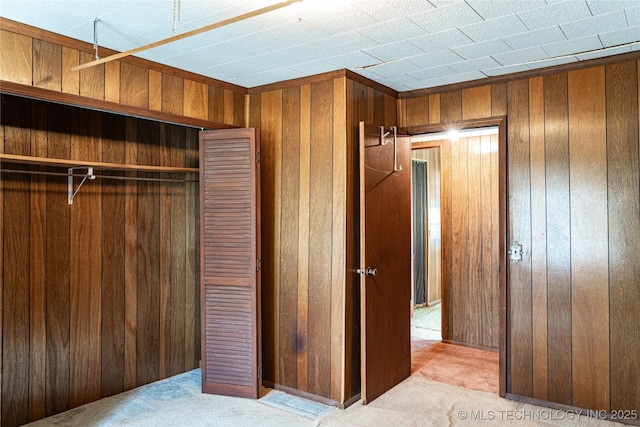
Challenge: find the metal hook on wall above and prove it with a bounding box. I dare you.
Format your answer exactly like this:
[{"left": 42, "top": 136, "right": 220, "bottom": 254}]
[{"left": 380, "top": 126, "right": 402, "bottom": 172}]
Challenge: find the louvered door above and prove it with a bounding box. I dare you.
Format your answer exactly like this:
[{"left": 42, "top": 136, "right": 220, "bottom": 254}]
[{"left": 199, "top": 128, "right": 261, "bottom": 399}]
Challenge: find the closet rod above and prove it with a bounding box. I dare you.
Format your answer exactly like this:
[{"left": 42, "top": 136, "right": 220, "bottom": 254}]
[{"left": 0, "top": 168, "right": 198, "bottom": 183}]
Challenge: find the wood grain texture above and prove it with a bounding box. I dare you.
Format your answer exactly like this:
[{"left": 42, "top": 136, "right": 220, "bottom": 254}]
[
  {"left": 462, "top": 86, "right": 491, "bottom": 120},
  {"left": 45, "top": 103, "right": 72, "bottom": 417},
  {"left": 69, "top": 108, "right": 103, "bottom": 407},
  {"left": 29, "top": 101, "right": 47, "bottom": 422},
  {"left": 544, "top": 72, "right": 572, "bottom": 406},
  {"left": 149, "top": 70, "right": 161, "bottom": 111},
  {"left": 184, "top": 80, "right": 208, "bottom": 120},
  {"left": 104, "top": 61, "right": 120, "bottom": 103},
  {"left": 0, "top": 29, "right": 32, "bottom": 85},
  {"left": 607, "top": 60, "right": 640, "bottom": 412},
  {"left": 429, "top": 94, "right": 440, "bottom": 124},
  {"left": 234, "top": 91, "right": 245, "bottom": 127},
  {"left": 209, "top": 86, "right": 225, "bottom": 124},
  {"left": 61, "top": 47, "right": 80, "bottom": 95},
  {"left": 308, "top": 80, "right": 333, "bottom": 398},
  {"left": 331, "top": 77, "right": 346, "bottom": 402},
  {"left": 568, "top": 66, "right": 609, "bottom": 410},
  {"left": 406, "top": 97, "right": 428, "bottom": 127},
  {"left": 159, "top": 124, "right": 171, "bottom": 379},
  {"left": 0, "top": 91, "right": 4, "bottom": 426},
  {"left": 440, "top": 91, "right": 462, "bottom": 122},
  {"left": 2, "top": 96, "right": 31, "bottom": 427},
  {"left": 280, "top": 86, "right": 300, "bottom": 390},
  {"left": 528, "top": 76, "right": 548, "bottom": 401},
  {"left": 479, "top": 135, "right": 494, "bottom": 347},
  {"left": 507, "top": 79, "right": 533, "bottom": 397},
  {"left": 439, "top": 140, "right": 452, "bottom": 341},
  {"left": 185, "top": 127, "right": 200, "bottom": 371},
  {"left": 79, "top": 51, "right": 104, "bottom": 100},
  {"left": 450, "top": 135, "right": 469, "bottom": 343},
  {"left": 467, "top": 136, "right": 482, "bottom": 346},
  {"left": 33, "top": 39, "right": 62, "bottom": 91},
  {"left": 297, "top": 84, "right": 311, "bottom": 393},
  {"left": 491, "top": 83, "right": 508, "bottom": 117},
  {"left": 101, "top": 114, "right": 126, "bottom": 398},
  {"left": 260, "top": 89, "right": 283, "bottom": 386},
  {"left": 120, "top": 62, "right": 149, "bottom": 109}
]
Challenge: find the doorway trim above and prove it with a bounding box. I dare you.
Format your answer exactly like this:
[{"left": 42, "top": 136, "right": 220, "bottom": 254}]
[{"left": 401, "top": 116, "right": 507, "bottom": 398}]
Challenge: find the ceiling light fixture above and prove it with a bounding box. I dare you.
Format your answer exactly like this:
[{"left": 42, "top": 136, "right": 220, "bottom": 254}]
[{"left": 71, "top": 0, "right": 303, "bottom": 72}]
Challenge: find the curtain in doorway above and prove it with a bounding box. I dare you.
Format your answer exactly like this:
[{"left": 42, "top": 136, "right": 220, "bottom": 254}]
[{"left": 412, "top": 160, "right": 427, "bottom": 306}]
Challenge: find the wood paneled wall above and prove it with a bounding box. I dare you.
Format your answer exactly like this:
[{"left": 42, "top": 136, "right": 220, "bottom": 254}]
[
  {"left": 399, "top": 59, "right": 640, "bottom": 413},
  {"left": 0, "top": 95, "right": 200, "bottom": 427},
  {"left": 248, "top": 75, "right": 396, "bottom": 405},
  {"left": 0, "top": 18, "right": 246, "bottom": 128}
]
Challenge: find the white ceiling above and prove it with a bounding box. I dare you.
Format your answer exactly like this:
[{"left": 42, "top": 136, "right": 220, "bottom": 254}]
[{"left": 1, "top": 0, "right": 640, "bottom": 91}]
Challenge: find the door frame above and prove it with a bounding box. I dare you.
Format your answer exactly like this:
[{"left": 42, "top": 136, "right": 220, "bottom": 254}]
[{"left": 401, "top": 116, "right": 507, "bottom": 397}]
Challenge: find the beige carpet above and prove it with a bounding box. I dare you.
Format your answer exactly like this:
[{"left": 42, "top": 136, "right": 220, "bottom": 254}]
[{"left": 24, "top": 368, "right": 626, "bottom": 427}]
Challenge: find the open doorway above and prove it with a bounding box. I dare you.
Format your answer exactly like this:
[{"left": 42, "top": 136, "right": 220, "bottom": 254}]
[{"left": 408, "top": 126, "right": 501, "bottom": 394}]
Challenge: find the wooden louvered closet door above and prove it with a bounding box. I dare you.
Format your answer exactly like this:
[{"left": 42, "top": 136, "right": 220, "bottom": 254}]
[{"left": 199, "top": 128, "right": 261, "bottom": 399}]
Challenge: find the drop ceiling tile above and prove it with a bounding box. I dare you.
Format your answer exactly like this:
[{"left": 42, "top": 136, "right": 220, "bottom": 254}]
[
  {"left": 325, "top": 51, "right": 381, "bottom": 69},
  {"left": 599, "top": 25, "right": 640, "bottom": 47},
  {"left": 290, "top": 60, "right": 339, "bottom": 75},
  {"left": 481, "top": 63, "right": 530, "bottom": 76},
  {"left": 357, "top": 17, "right": 427, "bottom": 45},
  {"left": 587, "top": 0, "right": 639, "bottom": 15},
  {"left": 301, "top": 6, "right": 379, "bottom": 35},
  {"left": 632, "top": 41, "right": 640, "bottom": 50},
  {"left": 517, "top": 1, "right": 592, "bottom": 30},
  {"left": 408, "top": 29, "right": 473, "bottom": 51},
  {"left": 440, "top": 70, "right": 487, "bottom": 85},
  {"left": 275, "top": 42, "right": 336, "bottom": 63},
  {"left": 407, "top": 49, "right": 464, "bottom": 69},
  {"left": 466, "top": 0, "right": 547, "bottom": 19},
  {"left": 502, "top": 26, "right": 566, "bottom": 50},
  {"left": 212, "top": 33, "right": 289, "bottom": 57},
  {"left": 452, "top": 38, "right": 513, "bottom": 60},
  {"left": 459, "top": 14, "right": 529, "bottom": 43},
  {"left": 542, "top": 35, "right": 602, "bottom": 57},
  {"left": 625, "top": 5, "right": 640, "bottom": 26},
  {"left": 235, "top": 67, "right": 306, "bottom": 87},
  {"left": 364, "top": 59, "right": 421, "bottom": 78},
  {"left": 491, "top": 46, "right": 549, "bottom": 66},
  {"left": 259, "top": 20, "right": 330, "bottom": 45},
  {"left": 560, "top": 10, "right": 627, "bottom": 40},
  {"left": 408, "top": 1, "right": 483, "bottom": 33},
  {"left": 407, "top": 76, "right": 447, "bottom": 90},
  {"left": 577, "top": 44, "right": 632, "bottom": 60},
  {"left": 447, "top": 56, "right": 502, "bottom": 73},
  {"left": 312, "top": 31, "right": 380, "bottom": 55},
  {"left": 363, "top": 40, "right": 425, "bottom": 62},
  {"left": 407, "top": 65, "right": 455, "bottom": 81},
  {"left": 350, "top": 0, "right": 435, "bottom": 21}
]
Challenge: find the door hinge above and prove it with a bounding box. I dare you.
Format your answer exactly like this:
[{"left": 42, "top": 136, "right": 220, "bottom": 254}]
[
  {"left": 256, "top": 258, "right": 261, "bottom": 271},
  {"left": 256, "top": 151, "right": 261, "bottom": 163}
]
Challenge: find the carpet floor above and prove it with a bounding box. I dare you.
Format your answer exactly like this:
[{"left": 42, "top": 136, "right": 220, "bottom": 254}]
[{"left": 25, "top": 304, "right": 625, "bottom": 426}]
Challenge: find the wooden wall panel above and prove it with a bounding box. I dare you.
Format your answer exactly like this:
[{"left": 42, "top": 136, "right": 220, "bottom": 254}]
[
  {"left": 402, "top": 56, "right": 640, "bottom": 415},
  {"left": 544, "top": 72, "right": 572, "bottom": 406},
  {"left": 0, "top": 30, "right": 32, "bottom": 84},
  {"left": 308, "top": 80, "right": 333, "bottom": 398},
  {"left": 279, "top": 86, "right": 300, "bottom": 390},
  {"left": 528, "top": 76, "right": 548, "bottom": 401},
  {"left": 0, "top": 21, "right": 247, "bottom": 130},
  {"left": 70, "top": 109, "right": 103, "bottom": 407},
  {"left": 0, "top": 95, "right": 200, "bottom": 427},
  {"left": 33, "top": 39, "right": 61, "bottom": 91},
  {"left": 607, "top": 60, "right": 640, "bottom": 412},
  {"left": 253, "top": 75, "right": 395, "bottom": 405},
  {"left": 568, "top": 67, "right": 609, "bottom": 410}
]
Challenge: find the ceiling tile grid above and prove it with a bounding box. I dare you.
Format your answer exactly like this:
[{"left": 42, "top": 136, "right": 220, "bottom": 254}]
[{"left": 1, "top": 0, "right": 640, "bottom": 91}]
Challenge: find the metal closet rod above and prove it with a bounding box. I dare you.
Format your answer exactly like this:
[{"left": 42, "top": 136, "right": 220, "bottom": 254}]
[{"left": 0, "top": 168, "right": 198, "bottom": 183}]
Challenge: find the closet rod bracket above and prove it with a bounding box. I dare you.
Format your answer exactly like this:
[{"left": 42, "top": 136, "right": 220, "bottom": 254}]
[{"left": 68, "top": 166, "right": 96, "bottom": 205}]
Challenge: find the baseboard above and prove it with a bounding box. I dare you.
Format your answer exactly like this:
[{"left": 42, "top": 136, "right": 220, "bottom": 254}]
[{"left": 505, "top": 393, "right": 640, "bottom": 426}]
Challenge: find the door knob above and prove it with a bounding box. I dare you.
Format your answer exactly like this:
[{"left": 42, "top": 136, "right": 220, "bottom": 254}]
[{"left": 356, "top": 267, "right": 378, "bottom": 276}]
